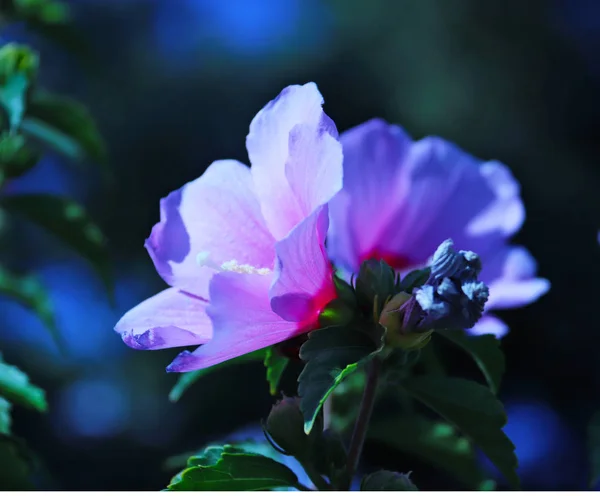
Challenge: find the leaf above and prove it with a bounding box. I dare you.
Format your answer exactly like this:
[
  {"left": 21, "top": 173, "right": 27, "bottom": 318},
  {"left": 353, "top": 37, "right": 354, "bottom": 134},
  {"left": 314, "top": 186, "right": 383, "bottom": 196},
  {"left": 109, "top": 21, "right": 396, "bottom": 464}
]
[
  {"left": 436, "top": 329, "right": 504, "bottom": 394},
  {"left": 0, "top": 44, "right": 38, "bottom": 132},
  {"left": 24, "top": 92, "right": 108, "bottom": 168},
  {"left": 354, "top": 259, "right": 396, "bottom": 315},
  {"left": 298, "top": 322, "right": 383, "bottom": 433},
  {"left": 0, "top": 266, "right": 63, "bottom": 350},
  {"left": 169, "top": 348, "right": 266, "bottom": 402},
  {"left": 360, "top": 470, "right": 418, "bottom": 491},
  {"left": 0, "top": 434, "right": 34, "bottom": 490},
  {"left": 588, "top": 411, "right": 600, "bottom": 487},
  {"left": 0, "top": 72, "right": 28, "bottom": 131},
  {"left": 264, "top": 348, "right": 288, "bottom": 396},
  {"left": 0, "top": 355, "right": 47, "bottom": 412},
  {"left": 1, "top": 194, "right": 112, "bottom": 294},
  {"left": 369, "top": 415, "right": 484, "bottom": 488},
  {"left": 167, "top": 445, "right": 300, "bottom": 491},
  {"left": 397, "top": 268, "right": 431, "bottom": 293},
  {"left": 0, "top": 133, "right": 40, "bottom": 179},
  {"left": 402, "top": 376, "right": 519, "bottom": 489},
  {"left": 0, "top": 397, "right": 12, "bottom": 434}
]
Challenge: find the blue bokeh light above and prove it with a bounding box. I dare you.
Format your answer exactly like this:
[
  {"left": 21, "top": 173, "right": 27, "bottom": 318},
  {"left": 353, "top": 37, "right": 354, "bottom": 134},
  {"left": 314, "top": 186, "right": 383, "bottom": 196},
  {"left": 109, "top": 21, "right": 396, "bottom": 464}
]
[{"left": 56, "top": 376, "right": 130, "bottom": 438}]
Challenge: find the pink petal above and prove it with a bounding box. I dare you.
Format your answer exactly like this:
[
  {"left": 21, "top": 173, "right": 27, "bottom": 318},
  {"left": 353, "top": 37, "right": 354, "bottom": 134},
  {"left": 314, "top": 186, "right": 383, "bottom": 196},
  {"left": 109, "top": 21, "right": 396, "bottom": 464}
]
[
  {"left": 246, "top": 83, "right": 343, "bottom": 239},
  {"left": 270, "top": 205, "right": 336, "bottom": 322},
  {"left": 468, "top": 314, "right": 509, "bottom": 338},
  {"left": 115, "top": 288, "right": 211, "bottom": 350},
  {"left": 145, "top": 159, "right": 276, "bottom": 298},
  {"left": 481, "top": 245, "right": 550, "bottom": 310},
  {"left": 167, "top": 272, "right": 300, "bottom": 372}
]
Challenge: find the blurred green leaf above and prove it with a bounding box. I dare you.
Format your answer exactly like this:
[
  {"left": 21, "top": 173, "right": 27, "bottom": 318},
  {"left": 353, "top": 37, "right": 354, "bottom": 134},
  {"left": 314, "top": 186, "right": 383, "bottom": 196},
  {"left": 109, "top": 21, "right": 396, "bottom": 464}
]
[
  {"left": 264, "top": 347, "right": 288, "bottom": 396},
  {"left": 0, "top": 434, "right": 34, "bottom": 490},
  {"left": 588, "top": 411, "right": 600, "bottom": 487},
  {"left": 3, "top": 0, "right": 88, "bottom": 58},
  {"left": 0, "top": 133, "right": 40, "bottom": 180},
  {"left": 167, "top": 445, "right": 300, "bottom": 491},
  {"left": 23, "top": 92, "right": 108, "bottom": 175},
  {"left": 0, "top": 397, "right": 12, "bottom": 434},
  {"left": 402, "top": 376, "right": 519, "bottom": 489},
  {"left": 360, "top": 470, "right": 418, "bottom": 491},
  {"left": 0, "top": 355, "right": 46, "bottom": 412},
  {"left": 299, "top": 322, "right": 383, "bottom": 434},
  {"left": 1, "top": 194, "right": 112, "bottom": 294},
  {"left": 436, "top": 329, "right": 504, "bottom": 394},
  {"left": 169, "top": 348, "right": 267, "bottom": 402},
  {"left": 369, "top": 415, "right": 484, "bottom": 488},
  {"left": 0, "top": 266, "right": 63, "bottom": 349},
  {"left": 0, "top": 44, "right": 38, "bottom": 132}
]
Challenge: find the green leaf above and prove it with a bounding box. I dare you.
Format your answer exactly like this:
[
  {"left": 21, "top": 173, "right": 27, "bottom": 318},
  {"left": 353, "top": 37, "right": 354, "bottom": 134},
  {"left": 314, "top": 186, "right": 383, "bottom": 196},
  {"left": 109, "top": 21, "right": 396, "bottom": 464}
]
[
  {"left": 397, "top": 268, "right": 430, "bottom": 293},
  {"left": 0, "top": 266, "right": 63, "bottom": 350},
  {"left": 298, "top": 322, "right": 383, "bottom": 433},
  {"left": 24, "top": 92, "right": 107, "bottom": 167},
  {"left": 1, "top": 194, "right": 112, "bottom": 294},
  {"left": 0, "top": 397, "right": 12, "bottom": 435},
  {"left": 264, "top": 348, "right": 288, "bottom": 396},
  {"left": 436, "top": 329, "right": 504, "bottom": 394},
  {"left": 169, "top": 348, "right": 266, "bottom": 402},
  {"left": 402, "top": 376, "right": 519, "bottom": 489},
  {"left": 0, "top": 73, "right": 28, "bottom": 132},
  {"left": 360, "top": 470, "right": 418, "bottom": 491},
  {"left": 167, "top": 445, "right": 300, "bottom": 491},
  {"left": 588, "top": 411, "right": 600, "bottom": 487},
  {"left": 0, "top": 133, "right": 40, "bottom": 179},
  {"left": 0, "top": 434, "right": 35, "bottom": 490},
  {"left": 354, "top": 259, "right": 396, "bottom": 315},
  {"left": 0, "top": 355, "right": 47, "bottom": 412},
  {"left": 369, "top": 415, "right": 484, "bottom": 489}
]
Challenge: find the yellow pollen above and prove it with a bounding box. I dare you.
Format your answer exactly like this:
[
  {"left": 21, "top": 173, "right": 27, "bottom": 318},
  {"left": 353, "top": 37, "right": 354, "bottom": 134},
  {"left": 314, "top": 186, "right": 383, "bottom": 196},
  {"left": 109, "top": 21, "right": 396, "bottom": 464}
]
[{"left": 220, "top": 259, "right": 271, "bottom": 275}]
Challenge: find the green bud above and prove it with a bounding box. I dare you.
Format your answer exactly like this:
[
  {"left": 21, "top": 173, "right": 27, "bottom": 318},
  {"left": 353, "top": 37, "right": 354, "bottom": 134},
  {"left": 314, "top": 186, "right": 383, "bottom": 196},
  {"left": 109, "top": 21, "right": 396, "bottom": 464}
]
[
  {"left": 265, "top": 396, "right": 322, "bottom": 459},
  {"left": 379, "top": 292, "right": 433, "bottom": 351},
  {"left": 361, "top": 470, "right": 418, "bottom": 491}
]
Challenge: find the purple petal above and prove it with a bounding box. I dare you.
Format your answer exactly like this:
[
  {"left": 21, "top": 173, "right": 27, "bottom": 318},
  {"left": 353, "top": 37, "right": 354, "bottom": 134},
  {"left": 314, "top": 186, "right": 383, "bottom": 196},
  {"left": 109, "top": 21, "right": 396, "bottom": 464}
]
[
  {"left": 270, "top": 205, "right": 336, "bottom": 322},
  {"left": 115, "top": 288, "right": 211, "bottom": 350},
  {"left": 480, "top": 246, "right": 550, "bottom": 310},
  {"left": 468, "top": 314, "right": 509, "bottom": 338},
  {"left": 328, "top": 121, "right": 526, "bottom": 272},
  {"left": 145, "top": 159, "right": 276, "bottom": 298},
  {"left": 167, "top": 272, "right": 300, "bottom": 372},
  {"left": 328, "top": 119, "right": 412, "bottom": 272},
  {"left": 246, "top": 82, "right": 343, "bottom": 239}
]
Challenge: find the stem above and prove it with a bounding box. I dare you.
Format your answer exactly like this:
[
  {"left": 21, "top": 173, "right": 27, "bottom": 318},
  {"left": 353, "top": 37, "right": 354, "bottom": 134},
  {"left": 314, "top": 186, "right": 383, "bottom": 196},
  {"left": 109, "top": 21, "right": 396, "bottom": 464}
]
[
  {"left": 300, "top": 461, "right": 331, "bottom": 491},
  {"left": 344, "top": 357, "right": 381, "bottom": 490}
]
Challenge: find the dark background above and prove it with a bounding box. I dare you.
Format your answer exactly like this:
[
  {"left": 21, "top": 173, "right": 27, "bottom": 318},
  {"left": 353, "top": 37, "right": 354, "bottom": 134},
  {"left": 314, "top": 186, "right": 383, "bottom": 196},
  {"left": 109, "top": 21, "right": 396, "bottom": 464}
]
[{"left": 1, "top": 0, "right": 600, "bottom": 490}]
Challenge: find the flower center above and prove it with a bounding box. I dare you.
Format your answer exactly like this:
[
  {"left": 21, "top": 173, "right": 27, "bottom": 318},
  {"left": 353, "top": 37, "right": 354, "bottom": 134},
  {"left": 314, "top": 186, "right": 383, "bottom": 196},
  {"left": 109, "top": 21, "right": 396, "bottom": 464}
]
[
  {"left": 196, "top": 251, "right": 272, "bottom": 275},
  {"left": 362, "top": 247, "right": 413, "bottom": 271}
]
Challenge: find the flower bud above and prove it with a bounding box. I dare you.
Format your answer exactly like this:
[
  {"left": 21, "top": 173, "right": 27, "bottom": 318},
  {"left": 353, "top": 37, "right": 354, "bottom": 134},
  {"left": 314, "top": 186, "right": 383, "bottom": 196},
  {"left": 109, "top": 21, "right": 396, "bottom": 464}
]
[{"left": 265, "top": 396, "right": 321, "bottom": 459}]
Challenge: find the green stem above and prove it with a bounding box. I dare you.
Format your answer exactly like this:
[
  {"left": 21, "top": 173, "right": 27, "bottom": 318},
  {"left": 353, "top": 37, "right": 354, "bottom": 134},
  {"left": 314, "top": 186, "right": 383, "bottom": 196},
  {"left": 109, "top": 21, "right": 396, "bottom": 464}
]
[{"left": 344, "top": 357, "right": 381, "bottom": 490}]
